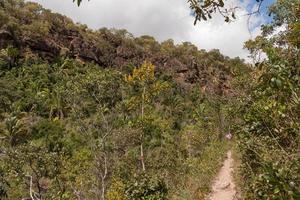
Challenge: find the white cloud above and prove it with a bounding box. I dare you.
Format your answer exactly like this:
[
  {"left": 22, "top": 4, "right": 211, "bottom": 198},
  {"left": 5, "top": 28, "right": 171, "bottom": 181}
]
[{"left": 26, "top": 0, "right": 265, "bottom": 60}]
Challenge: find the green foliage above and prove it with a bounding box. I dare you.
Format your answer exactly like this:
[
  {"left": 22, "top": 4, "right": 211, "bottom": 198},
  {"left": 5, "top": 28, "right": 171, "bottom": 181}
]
[
  {"left": 254, "top": 160, "right": 300, "bottom": 199},
  {"left": 0, "top": 168, "right": 8, "bottom": 199},
  {"left": 106, "top": 178, "right": 126, "bottom": 200},
  {"left": 31, "top": 119, "right": 66, "bottom": 152},
  {"left": 16, "top": 0, "right": 299, "bottom": 199},
  {"left": 237, "top": 0, "right": 300, "bottom": 199},
  {"left": 0, "top": 46, "right": 19, "bottom": 70},
  {"left": 0, "top": 1, "right": 250, "bottom": 199},
  {"left": 188, "top": 0, "right": 263, "bottom": 24},
  {"left": 125, "top": 173, "right": 168, "bottom": 200},
  {"left": 0, "top": 55, "right": 235, "bottom": 198},
  {"left": 172, "top": 141, "right": 230, "bottom": 200}
]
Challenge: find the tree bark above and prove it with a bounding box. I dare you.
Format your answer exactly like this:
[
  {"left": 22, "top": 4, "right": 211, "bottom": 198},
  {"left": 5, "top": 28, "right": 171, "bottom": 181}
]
[
  {"left": 101, "top": 154, "right": 108, "bottom": 200},
  {"left": 140, "top": 86, "right": 146, "bottom": 171},
  {"left": 140, "top": 143, "right": 145, "bottom": 171}
]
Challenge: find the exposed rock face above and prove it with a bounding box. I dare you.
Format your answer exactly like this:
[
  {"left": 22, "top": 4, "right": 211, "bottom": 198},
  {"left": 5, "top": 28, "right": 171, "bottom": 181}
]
[
  {"left": 0, "top": 0, "right": 245, "bottom": 94},
  {"left": 22, "top": 37, "right": 61, "bottom": 58},
  {"left": 0, "top": 29, "right": 15, "bottom": 47}
]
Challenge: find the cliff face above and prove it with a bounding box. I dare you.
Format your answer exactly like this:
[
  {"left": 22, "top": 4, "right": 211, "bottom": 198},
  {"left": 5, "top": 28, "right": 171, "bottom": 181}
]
[{"left": 0, "top": 0, "right": 247, "bottom": 94}]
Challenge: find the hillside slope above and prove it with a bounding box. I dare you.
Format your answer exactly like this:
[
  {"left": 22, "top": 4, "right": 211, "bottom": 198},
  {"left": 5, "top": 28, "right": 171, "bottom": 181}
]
[
  {"left": 0, "top": 0, "right": 249, "bottom": 94},
  {"left": 0, "top": 1, "right": 251, "bottom": 199}
]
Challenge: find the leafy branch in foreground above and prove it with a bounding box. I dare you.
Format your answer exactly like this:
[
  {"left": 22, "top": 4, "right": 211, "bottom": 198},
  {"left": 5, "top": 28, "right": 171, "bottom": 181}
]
[{"left": 74, "top": 0, "right": 265, "bottom": 24}]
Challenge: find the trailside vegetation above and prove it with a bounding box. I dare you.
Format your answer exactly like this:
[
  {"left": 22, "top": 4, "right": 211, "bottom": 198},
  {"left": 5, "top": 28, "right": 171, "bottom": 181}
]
[
  {"left": 1, "top": 0, "right": 299, "bottom": 199},
  {"left": 0, "top": 0, "right": 248, "bottom": 199},
  {"left": 236, "top": 0, "right": 300, "bottom": 199}
]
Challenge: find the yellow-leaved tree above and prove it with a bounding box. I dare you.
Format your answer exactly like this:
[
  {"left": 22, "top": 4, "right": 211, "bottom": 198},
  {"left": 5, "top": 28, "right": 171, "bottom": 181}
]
[{"left": 124, "top": 61, "right": 169, "bottom": 171}]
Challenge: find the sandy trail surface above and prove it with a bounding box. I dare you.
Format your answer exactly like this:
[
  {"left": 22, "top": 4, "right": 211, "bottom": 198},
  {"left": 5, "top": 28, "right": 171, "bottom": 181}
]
[{"left": 209, "top": 151, "right": 237, "bottom": 200}]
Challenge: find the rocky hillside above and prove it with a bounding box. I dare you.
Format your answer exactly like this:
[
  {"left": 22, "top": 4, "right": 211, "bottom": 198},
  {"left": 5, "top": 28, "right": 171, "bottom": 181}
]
[
  {"left": 0, "top": 0, "right": 248, "bottom": 95},
  {"left": 0, "top": 1, "right": 257, "bottom": 199}
]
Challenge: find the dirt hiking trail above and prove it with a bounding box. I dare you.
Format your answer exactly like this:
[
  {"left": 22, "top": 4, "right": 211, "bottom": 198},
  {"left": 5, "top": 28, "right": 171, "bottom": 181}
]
[{"left": 208, "top": 151, "right": 238, "bottom": 200}]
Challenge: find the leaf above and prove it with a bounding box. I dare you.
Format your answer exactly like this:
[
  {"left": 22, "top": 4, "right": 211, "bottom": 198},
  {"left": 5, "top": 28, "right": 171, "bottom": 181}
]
[
  {"left": 218, "top": 0, "right": 224, "bottom": 7},
  {"left": 232, "top": 12, "right": 236, "bottom": 19},
  {"left": 274, "top": 187, "right": 280, "bottom": 194},
  {"left": 271, "top": 77, "right": 276, "bottom": 82},
  {"left": 74, "top": 0, "right": 82, "bottom": 6},
  {"left": 275, "top": 79, "right": 282, "bottom": 87}
]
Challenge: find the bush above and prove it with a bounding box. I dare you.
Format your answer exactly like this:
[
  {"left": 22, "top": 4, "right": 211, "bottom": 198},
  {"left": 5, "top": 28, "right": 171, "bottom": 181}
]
[{"left": 125, "top": 173, "right": 168, "bottom": 200}]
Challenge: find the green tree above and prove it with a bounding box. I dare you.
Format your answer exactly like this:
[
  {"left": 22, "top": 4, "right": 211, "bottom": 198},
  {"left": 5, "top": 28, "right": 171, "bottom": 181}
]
[
  {"left": 237, "top": 0, "right": 300, "bottom": 198},
  {"left": 124, "top": 61, "right": 170, "bottom": 172}
]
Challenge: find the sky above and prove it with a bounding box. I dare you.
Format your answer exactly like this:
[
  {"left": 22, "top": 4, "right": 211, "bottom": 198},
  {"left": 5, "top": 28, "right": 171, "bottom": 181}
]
[{"left": 26, "top": 0, "right": 275, "bottom": 60}]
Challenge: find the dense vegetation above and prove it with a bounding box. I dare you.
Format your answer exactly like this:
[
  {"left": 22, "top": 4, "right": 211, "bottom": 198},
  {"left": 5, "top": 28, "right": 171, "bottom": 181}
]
[
  {"left": 0, "top": 0, "right": 299, "bottom": 199},
  {"left": 0, "top": 0, "right": 247, "bottom": 199},
  {"left": 236, "top": 0, "right": 300, "bottom": 199}
]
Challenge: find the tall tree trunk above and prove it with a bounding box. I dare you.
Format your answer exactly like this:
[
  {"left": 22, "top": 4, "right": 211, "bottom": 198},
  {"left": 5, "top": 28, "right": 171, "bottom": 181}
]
[
  {"left": 101, "top": 155, "right": 107, "bottom": 200},
  {"left": 140, "top": 143, "right": 145, "bottom": 171},
  {"left": 140, "top": 86, "right": 146, "bottom": 171}
]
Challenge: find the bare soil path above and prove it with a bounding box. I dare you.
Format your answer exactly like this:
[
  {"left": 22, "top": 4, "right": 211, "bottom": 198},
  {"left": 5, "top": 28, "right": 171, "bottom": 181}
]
[{"left": 208, "top": 151, "right": 237, "bottom": 200}]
